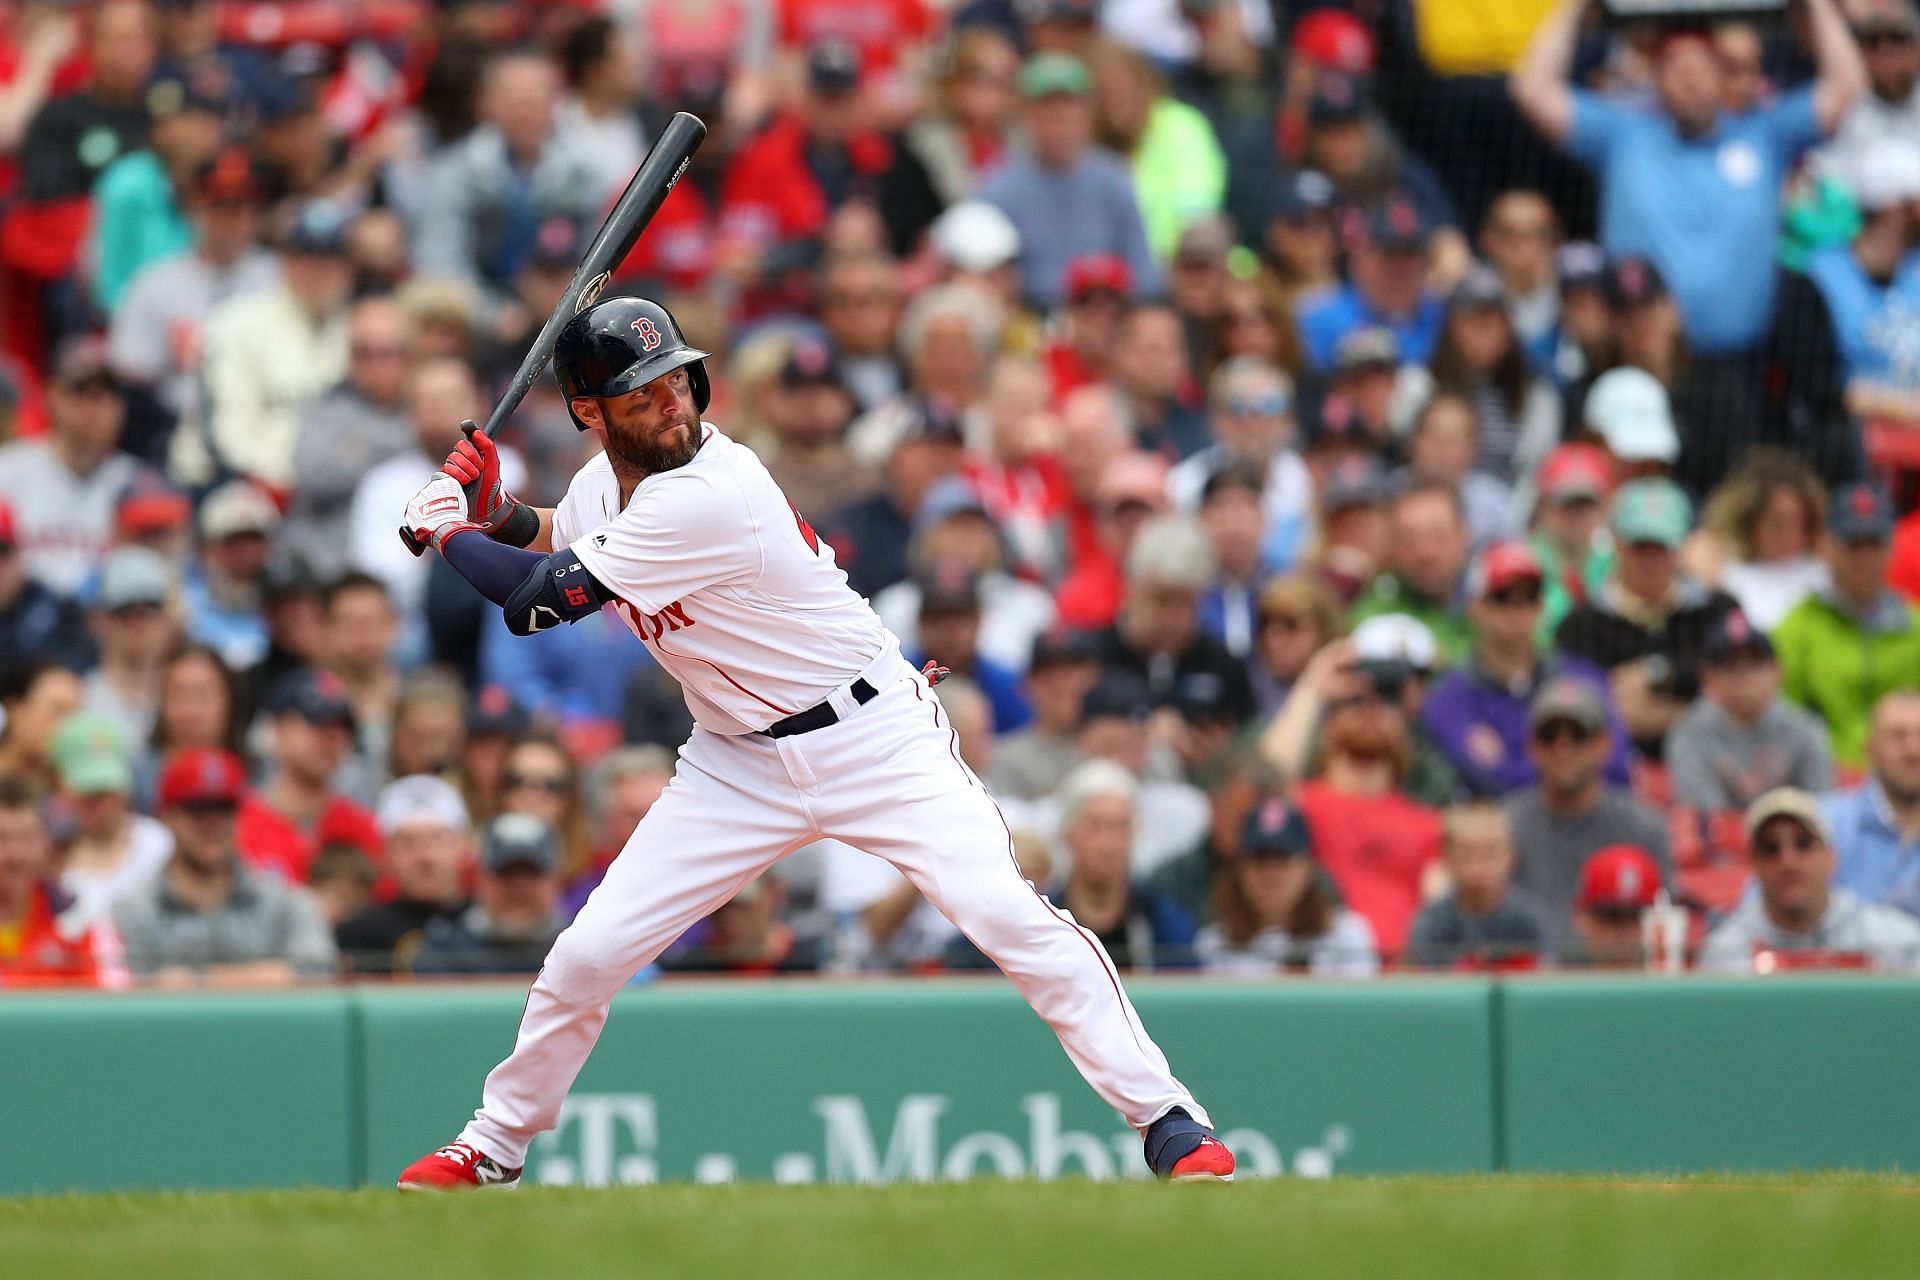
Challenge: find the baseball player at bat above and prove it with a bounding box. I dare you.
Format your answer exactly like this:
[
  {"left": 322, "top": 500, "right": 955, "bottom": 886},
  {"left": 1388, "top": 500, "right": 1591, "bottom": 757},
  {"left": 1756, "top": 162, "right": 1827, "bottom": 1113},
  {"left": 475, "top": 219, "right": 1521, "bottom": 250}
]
[{"left": 395, "top": 297, "right": 1232, "bottom": 1190}]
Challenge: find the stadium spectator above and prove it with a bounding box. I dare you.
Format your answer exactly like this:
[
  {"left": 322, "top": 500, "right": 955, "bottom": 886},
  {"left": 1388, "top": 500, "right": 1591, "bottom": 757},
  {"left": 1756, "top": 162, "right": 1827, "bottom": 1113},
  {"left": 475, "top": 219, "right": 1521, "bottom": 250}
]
[
  {"left": 1405, "top": 802, "right": 1548, "bottom": 970},
  {"left": 988, "top": 630, "right": 1098, "bottom": 802},
  {"left": 306, "top": 842, "right": 379, "bottom": 930},
  {"left": 755, "top": 337, "right": 870, "bottom": 528},
  {"left": 1579, "top": 364, "right": 1682, "bottom": 484},
  {"left": 1551, "top": 241, "right": 1612, "bottom": 390},
  {"left": 1823, "top": 689, "right": 1920, "bottom": 915},
  {"left": 1195, "top": 792, "right": 1379, "bottom": 975},
  {"left": 113, "top": 747, "right": 337, "bottom": 983},
  {"left": 1422, "top": 541, "right": 1629, "bottom": 798},
  {"left": 320, "top": 573, "right": 401, "bottom": 775},
  {"left": 904, "top": 563, "right": 1029, "bottom": 733},
  {"left": 1804, "top": 137, "right": 1920, "bottom": 423},
  {"left": 0, "top": 500, "right": 88, "bottom": 672},
  {"left": 145, "top": 646, "right": 242, "bottom": 797},
  {"left": 0, "top": 659, "right": 82, "bottom": 793},
  {"left": 979, "top": 52, "right": 1159, "bottom": 309},
  {"left": 1308, "top": 452, "right": 1395, "bottom": 599},
  {"left": 1095, "top": 514, "right": 1252, "bottom": 724},
  {"left": 1192, "top": 465, "right": 1266, "bottom": 659},
  {"left": 1042, "top": 254, "right": 1133, "bottom": 399},
  {"left": 1511, "top": 0, "right": 1864, "bottom": 355},
  {"left": 179, "top": 480, "right": 277, "bottom": 671},
  {"left": 816, "top": 250, "right": 906, "bottom": 413},
  {"left": 1396, "top": 390, "right": 1521, "bottom": 550},
  {"left": 15, "top": 0, "right": 154, "bottom": 202},
  {"left": 553, "top": 17, "right": 645, "bottom": 209},
  {"left": 1557, "top": 478, "right": 1736, "bottom": 756},
  {"left": 1107, "top": 301, "right": 1209, "bottom": 460},
  {"left": 1039, "top": 760, "right": 1197, "bottom": 970},
  {"left": 1084, "top": 38, "right": 1227, "bottom": 261},
  {"left": 1167, "top": 357, "right": 1312, "bottom": 574},
  {"left": 282, "top": 298, "right": 414, "bottom": 579},
  {"left": 50, "top": 710, "right": 171, "bottom": 925},
  {"left": 240, "top": 555, "right": 322, "bottom": 705},
  {"left": 1295, "top": 70, "right": 1462, "bottom": 264},
  {"left": 1246, "top": 575, "right": 1344, "bottom": 717},
  {"left": 1813, "top": 0, "right": 1920, "bottom": 185},
  {"left": 107, "top": 147, "right": 277, "bottom": 432},
  {"left": 905, "top": 27, "right": 1022, "bottom": 205},
  {"left": 1424, "top": 265, "right": 1563, "bottom": 480},
  {"left": 88, "top": 70, "right": 224, "bottom": 312},
  {"left": 1694, "top": 451, "right": 1832, "bottom": 631},
  {"left": 1070, "top": 669, "right": 1209, "bottom": 872},
  {"left": 0, "top": 775, "right": 126, "bottom": 987},
  {"left": 1315, "top": 328, "right": 1407, "bottom": 465},
  {"left": 1504, "top": 677, "right": 1671, "bottom": 948},
  {"left": 1700, "top": 787, "right": 1920, "bottom": 971},
  {"left": 172, "top": 200, "right": 353, "bottom": 494},
  {"left": 1776, "top": 483, "right": 1920, "bottom": 766},
  {"left": 236, "top": 670, "right": 379, "bottom": 884},
  {"left": 496, "top": 736, "right": 591, "bottom": 885},
  {"left": 662, "top": 872, "right": 822, "bottom": 975},
  {"left": 719, "top": 40, "right": 943, "bottom": 266},
  {"left": 1668, "top": 610, "right": 1833, "bottom": 815},
  {"left": 1296, "top": 194, "right": 1445, "bottom": 374},
  {"left": 827, "top": 405, "right": 966, "bottom": 601},
  {"left": 1563, "top": 843, "right": 1661, "bottom": 969},
  {"left": 0, "top": 339, "right": 137, "bottom": 597},
  {"left": 80, "top": 546, "right": 177, "bottom": 746},
  {"left": 386, "top": 671, "right": 468, "bottom": 785},
  {"left": 335, "top": 776, "right": 474, "bottom": 975},
  {"left": 562, "top": 745, "right": 675, "bottom": 918},
  {"left": 413, "top": 49, "right": 602, "bottom": 304},
  {"left": 1348, "top": 482, "right": 1474, "bottom": 664},
  {"left": 1255, "top": 169, "right": 1342, "bottom": 343},
  {"left": 847, "top": 283, "right": 1003, "bottom": 466},
  {"left": 1479, "top": 190, "right": 1563, "bottom": 365},
  {"left": 1165, "top": 217, "right": 1234, "bottom": 372},
  {"left": 873, "top": 478, "right": 1057, "bottom": 675}
]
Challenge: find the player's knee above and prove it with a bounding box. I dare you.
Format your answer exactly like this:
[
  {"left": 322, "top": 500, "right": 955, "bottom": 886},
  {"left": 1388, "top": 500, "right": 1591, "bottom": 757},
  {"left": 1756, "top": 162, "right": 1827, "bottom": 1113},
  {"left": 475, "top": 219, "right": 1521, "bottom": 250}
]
[
  {"left": 938, "top": 867, "right": 1052, "bottom": 953},
  {"left": 538, "top": 928, "right": 629, "bottom": 1001}
]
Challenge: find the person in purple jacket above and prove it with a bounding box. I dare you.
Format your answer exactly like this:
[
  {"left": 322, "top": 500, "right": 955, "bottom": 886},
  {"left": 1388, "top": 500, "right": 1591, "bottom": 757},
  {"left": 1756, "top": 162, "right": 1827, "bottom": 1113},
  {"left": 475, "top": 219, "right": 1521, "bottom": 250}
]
[{"left": 1421, "top": 540, "right": 1630, "bottom": 798}]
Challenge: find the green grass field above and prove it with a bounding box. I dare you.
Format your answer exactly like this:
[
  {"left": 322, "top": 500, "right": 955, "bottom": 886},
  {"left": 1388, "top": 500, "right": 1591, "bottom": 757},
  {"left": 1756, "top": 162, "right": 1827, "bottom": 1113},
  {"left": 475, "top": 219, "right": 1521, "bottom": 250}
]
[{"left": 8, "top": 1175, "right": 1918, "bottom": 1280}]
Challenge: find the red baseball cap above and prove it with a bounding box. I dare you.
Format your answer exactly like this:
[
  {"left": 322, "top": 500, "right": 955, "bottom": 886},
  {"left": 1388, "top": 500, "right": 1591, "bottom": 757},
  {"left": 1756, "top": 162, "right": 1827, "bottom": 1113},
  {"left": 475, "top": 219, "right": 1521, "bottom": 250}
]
[
  {"left": 1536, "top": 444, "right": 1613, "bottom": 504},
  {"left": 1062, "top": 253, "right": 1133, "bottom": 303},
  {"left": 1578, "top": 845, "right": 1661, "bottom": 912},
  {"left": 1290, "top": 9, "right": 1376, "bottom": 74},
  {"left": 116, "top": 475, "right": 193, "bottom": 537},
  {"left": 1467, "top": 540, "right": 1544, "bottom": 600},
  {"left": 158, "top": 747, "right": 246, "bottom": 809}
]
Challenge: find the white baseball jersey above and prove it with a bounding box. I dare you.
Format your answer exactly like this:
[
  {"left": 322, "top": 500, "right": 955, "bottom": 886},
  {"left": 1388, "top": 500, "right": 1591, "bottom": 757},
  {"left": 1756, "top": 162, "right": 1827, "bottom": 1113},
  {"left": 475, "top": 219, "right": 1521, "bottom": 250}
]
[{"left": 554, "top": 425, "right": 890, "bottom": 735}]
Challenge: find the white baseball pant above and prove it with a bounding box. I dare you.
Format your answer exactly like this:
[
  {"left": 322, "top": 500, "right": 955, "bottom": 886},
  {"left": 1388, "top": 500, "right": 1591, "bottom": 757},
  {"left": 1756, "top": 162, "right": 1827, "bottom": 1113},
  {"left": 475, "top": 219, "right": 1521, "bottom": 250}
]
[{"left": 459, "top": 656, "right": 1209, "bottom": 1168}]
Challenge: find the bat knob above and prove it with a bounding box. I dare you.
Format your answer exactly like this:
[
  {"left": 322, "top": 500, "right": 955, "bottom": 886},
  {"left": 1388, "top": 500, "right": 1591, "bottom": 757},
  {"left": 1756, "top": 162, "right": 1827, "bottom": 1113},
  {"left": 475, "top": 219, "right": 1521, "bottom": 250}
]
[{"left": 398, "top": 525, "right": 427, "bottom": 557}]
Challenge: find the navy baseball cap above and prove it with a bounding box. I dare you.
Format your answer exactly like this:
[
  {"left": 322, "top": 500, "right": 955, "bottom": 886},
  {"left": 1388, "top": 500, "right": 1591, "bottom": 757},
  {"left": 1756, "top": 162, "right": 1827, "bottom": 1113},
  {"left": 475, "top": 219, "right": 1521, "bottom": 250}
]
[
  {"left": 1030, "top": 628, "right": 1099, "bottom": 670},
  {"left": 1363, "top": 195, "right": 1429, "bottom": 253},
  {"left": 1080, "top": 670, "right": 1154, "bottom": 723},
  {"left": 806, "top": 40, "right": 862, "bottom": 93},
  {"left": 1308, "top": 72, "right": 1369, "bottom": 125},
  {"left": 1332, "top": 326, "right": 1401, "bottom": 377},
  {"left": 1556, "top": 241, "right": 1608, "bottom": 293},
  {"left": 283, "top": 200, "right": 351, "bottom": 255},
  {"left": 779, "top": 335, "right": 846, "bottom": 390},
  {"left": 1270, "top": 169, "right": 1338, "bottom": 221},
  {"left": 1239, "top": 794, "right": 1313, "bottom": 858},
  {"left": 1320, "top": 454, "right": 1392, "bottom": 510},
  {"left": 467, "top": 686, "right": 529, "bottom": 738},
  {"left": 482, "top": 812, "right": 559, "bottom": 874},
  {"left": 1448, "top": 263, "right": 1507, "bottom": 312},
  {"left": 1830, "top": 482, "right": 1894, "bottom": 542},
  {"left": 1703, "top": 608, "right": 1775, "bottom": 664},
  {"left": 528, "top": 215, "right": 585, "bottom": 270},
  {"left": 267, "top": 669, "right": 356, "bottom": 727},
  {"left": 1603, "top": 255, "right": 1668, "bottom": 309}
]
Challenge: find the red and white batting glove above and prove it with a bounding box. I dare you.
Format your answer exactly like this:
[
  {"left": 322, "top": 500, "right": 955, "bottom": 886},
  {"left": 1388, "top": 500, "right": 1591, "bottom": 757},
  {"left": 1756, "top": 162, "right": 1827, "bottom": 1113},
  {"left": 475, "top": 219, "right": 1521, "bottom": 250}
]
[
  {"left": 403, "top": 472, "right": 482, "bottom": 555},
  {"left": 441, "top": 422, "right": 537, "bottom": 547}
]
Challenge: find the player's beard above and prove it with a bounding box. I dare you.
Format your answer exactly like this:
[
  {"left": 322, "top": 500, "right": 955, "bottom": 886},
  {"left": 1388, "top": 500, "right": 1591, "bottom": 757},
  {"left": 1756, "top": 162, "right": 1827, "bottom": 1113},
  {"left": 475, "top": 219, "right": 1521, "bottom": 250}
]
[{"left": 607, "top": 410, "right": 701, "bottom": 475}]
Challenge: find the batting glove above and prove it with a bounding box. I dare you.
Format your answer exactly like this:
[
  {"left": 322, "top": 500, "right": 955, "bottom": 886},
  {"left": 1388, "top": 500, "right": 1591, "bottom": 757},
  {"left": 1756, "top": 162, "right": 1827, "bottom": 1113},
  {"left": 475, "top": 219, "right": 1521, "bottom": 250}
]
[
  {"left": 403, "top": 471, "right": 482, "bottom": 555},
  {"left": 441, "top": 422, "right": 538, "bottom": 547}
]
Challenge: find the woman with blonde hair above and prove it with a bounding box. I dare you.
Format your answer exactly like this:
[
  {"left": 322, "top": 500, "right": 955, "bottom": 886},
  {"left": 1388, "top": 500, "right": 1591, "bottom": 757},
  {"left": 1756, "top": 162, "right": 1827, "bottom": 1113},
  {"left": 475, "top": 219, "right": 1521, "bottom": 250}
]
[
  {"left": 904, "top": 25, "right": 1023, "bottom": 205},
  {"left": 1695, "top": 448, "right": 1830, "bottom": 630}
]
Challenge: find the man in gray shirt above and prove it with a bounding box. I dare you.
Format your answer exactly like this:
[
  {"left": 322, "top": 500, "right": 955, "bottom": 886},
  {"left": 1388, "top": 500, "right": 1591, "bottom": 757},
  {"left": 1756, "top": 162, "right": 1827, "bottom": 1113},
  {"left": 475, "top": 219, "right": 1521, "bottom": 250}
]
[
  {"left": 1700, "top": 788, "right": 1920, "bottom": 972},
  {"left": 978, "top": 54, "right": 1159, "bottom": 310},
  {"left": 1504, "top": 677, "right": 1670, "bottom": 945},
  {"left": 111, "top": 746, "right": 336, "bottom": 983},
  {"left": 1667, "top": 609, "right": 1831, "bottom": 815}
]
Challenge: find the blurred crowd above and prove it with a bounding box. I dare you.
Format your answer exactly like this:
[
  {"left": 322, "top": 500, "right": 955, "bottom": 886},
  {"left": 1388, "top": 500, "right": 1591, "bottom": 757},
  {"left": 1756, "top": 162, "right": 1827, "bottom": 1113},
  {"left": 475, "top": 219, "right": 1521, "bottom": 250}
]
[{"left": 5, "top": 0, "right": 1920, "bottom": 986}]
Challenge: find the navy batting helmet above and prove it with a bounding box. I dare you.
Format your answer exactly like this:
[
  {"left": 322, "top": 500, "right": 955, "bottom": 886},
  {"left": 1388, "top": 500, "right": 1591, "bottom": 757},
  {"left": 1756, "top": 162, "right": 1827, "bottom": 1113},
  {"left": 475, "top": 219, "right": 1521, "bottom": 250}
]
[{"left": 553, "top": 297, "right": 711, "bottom": 431}]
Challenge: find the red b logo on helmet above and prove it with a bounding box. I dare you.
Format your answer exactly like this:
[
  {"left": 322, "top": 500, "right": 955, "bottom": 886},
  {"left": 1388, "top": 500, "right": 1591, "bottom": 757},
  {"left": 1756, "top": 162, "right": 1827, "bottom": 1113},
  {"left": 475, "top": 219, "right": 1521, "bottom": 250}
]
[{"left": 632, "top": 317, "right": 662, "bottom": 352}]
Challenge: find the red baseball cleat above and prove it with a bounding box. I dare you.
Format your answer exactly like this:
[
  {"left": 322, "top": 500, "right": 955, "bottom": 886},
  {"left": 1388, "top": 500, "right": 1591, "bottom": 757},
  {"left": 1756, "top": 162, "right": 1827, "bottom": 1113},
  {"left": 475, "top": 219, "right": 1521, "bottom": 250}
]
[
  {"left": 1168, "top": 1135, "right": 1237, "bottom": 1183},
  {"left": 397, "top": 1141, "right": 522, "bottom": 1192}
]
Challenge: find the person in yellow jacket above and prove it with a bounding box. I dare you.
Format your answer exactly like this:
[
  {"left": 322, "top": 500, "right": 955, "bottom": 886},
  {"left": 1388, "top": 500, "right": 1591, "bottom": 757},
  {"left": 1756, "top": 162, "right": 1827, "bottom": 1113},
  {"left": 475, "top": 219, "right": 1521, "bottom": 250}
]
[{"left": 1085, "top": 39, "right": 1228, "bottom": 263}]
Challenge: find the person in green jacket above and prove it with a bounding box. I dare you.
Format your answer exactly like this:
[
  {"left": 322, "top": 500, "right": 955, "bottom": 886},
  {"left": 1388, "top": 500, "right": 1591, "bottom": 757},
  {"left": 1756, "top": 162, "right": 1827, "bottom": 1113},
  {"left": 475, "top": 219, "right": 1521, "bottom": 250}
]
[
  {"left": 1347, "top": 480, "right": 1474, "bottom": 666},
  {"left": 1086, "top": 39, "right": 1227, "bottom": 262},
  {"left": 1774, "top": 483, "right": 1920, "bottom": 768},
  {"left": 89, "top": 75, "right": 224, "bottom": 311}
]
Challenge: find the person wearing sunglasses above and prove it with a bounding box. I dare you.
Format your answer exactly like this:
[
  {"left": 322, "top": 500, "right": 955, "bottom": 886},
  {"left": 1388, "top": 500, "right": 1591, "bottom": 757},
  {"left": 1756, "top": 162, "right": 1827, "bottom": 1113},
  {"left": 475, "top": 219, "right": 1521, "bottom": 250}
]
[
  {"left": 1167, "top": 356, "right": 1313, "bottom": 575},
  {"left": 1423, "top": 541, "right": 1630, "bottom": 800},
  {"left": 1505, "top": 676, "right": 1671, "bottom": 950},
  {"left": 1698, "top": 788, "right": 1920, "bottom": 972},
  {"left": 1811, "top": 1, "right": 1920, "bottom": 189}
]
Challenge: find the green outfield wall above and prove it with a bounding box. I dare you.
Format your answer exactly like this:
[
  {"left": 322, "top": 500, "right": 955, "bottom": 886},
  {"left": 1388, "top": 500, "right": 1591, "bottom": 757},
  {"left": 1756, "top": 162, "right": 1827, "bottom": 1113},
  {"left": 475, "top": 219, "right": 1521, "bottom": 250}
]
[{"left": 2, "top": 976, "right": 1916, "bottom": 1195}]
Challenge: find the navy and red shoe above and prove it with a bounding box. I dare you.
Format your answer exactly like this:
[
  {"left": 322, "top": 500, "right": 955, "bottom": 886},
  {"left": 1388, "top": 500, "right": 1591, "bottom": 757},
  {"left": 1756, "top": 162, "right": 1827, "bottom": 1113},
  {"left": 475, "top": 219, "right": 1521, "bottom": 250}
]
[
  {"left": 1145, "top": 1107, "right": 1236, "bottom": 1183},
  {"left": 397, "top": 1141, "right": 522, "bottom": 1192}
]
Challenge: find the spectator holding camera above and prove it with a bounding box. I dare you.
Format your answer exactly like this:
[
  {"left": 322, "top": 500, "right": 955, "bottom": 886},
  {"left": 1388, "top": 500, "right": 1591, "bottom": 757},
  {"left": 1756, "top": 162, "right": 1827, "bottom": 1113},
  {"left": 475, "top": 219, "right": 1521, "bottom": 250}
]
[
  {"left": 1405, "top": 802, "right": 1549, "bottom": 969},
  {"left": 1667, "top": 610, "right": 1833, "bottom": 815},
  {"left": 1700, "top": 787, "right": 1920, "bottom": 971},
  {"left": 1506, "top": 677, "right": 1671, "bottom": 947}
]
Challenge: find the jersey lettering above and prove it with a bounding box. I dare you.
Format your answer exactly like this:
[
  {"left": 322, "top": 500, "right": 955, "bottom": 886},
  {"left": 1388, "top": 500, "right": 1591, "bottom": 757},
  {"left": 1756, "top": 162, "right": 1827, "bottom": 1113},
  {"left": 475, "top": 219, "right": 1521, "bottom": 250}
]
[
  {"left": 631, "top": 317, "right": 662, "bottom": 351},
  {"left": 611, "top": 598, "right": 697, "bottom": 642},
  {"left": 788, "top": 500, "right": 820, "bottom": 555}
]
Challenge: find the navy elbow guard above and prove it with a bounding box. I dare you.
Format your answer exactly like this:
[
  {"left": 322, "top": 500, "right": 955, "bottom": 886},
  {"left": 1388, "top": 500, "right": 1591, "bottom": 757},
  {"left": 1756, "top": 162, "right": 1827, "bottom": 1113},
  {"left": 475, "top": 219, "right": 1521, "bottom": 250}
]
[{"left": 504, "top": 550, "right": 612, "bottom": 636}]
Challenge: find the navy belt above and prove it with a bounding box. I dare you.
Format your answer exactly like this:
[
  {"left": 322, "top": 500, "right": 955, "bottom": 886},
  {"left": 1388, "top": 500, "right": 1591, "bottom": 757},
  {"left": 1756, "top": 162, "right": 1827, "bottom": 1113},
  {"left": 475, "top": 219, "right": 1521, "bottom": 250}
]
[{"left": 760, "top": 678, "right": 879, "bottom": 739}]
